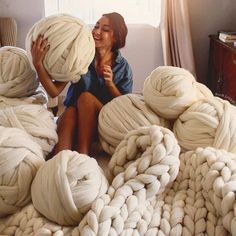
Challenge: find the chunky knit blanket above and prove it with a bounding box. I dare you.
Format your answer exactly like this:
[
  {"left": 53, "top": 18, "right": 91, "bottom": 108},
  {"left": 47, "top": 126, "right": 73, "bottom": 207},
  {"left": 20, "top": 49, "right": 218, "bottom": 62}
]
[
  {"left": 1, "top": 126, "right": 236, "bottom": 235},
  {"left": 1, "top": 128, "right": 236, "bottom": 235}
]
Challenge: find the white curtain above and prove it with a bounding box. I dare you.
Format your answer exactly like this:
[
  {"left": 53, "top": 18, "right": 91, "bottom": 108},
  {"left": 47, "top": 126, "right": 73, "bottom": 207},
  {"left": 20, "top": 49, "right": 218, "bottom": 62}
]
[{"left": 161, "top": 0, "right": 196, "bottom": 78}]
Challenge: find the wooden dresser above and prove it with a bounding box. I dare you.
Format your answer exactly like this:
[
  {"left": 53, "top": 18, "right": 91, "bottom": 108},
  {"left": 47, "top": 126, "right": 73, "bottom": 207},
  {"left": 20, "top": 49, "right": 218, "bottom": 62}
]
[{"left": 208, "top": 35, "right": 236, "bottom": 105}]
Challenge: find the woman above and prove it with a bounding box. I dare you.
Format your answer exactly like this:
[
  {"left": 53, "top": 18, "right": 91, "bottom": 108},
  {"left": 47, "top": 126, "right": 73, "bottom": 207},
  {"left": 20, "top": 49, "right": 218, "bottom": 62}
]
[{"left": 31, "top": 12, "right": 133, "bottom": 156}]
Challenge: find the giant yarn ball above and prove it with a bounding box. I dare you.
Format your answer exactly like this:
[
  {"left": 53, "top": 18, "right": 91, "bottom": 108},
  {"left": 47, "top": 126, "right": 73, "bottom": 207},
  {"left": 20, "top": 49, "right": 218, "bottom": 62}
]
[
  {"left": 0, "top": 46, "right": 38, "bottom": 98},
  {"left": 0, "top": 126, "right": 44, "bottom": 217},
  {"left": 173, "top": 97, "right": 236, "bottom": 153},
  {"left": 98, "top": 94, "right": 169, "bottom": 155},
  {"left": 0, "top": 104, "right": 58, "bottom": 156},
  {"left": 31, "top": 150, "right": 108, "bottom": 225},
  {"left": 25, "top": 14, "right": 95, "bottom": 82},
  {"left": 143, "top": 66, "right": 213, "bottom": 119}
]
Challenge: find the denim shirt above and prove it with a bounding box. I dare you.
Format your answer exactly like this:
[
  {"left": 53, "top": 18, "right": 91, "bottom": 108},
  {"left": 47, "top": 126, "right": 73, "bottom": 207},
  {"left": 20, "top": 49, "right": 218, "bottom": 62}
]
[{"left": 64, "top": 50, "right": 133, "bottom": 107}]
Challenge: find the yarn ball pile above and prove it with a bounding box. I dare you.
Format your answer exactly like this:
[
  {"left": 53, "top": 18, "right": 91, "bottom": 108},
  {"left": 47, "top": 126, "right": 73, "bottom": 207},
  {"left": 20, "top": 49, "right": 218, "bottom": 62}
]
[
  {"left": 98, "top": 94, "right": 169, "bottom": 155},
  {"left": 173, "top": 97, "right": 236, "bottom": 153},
  {"left": 0, "top": 104, "right": 58, "bottom": 156},
  {"left": 0, "top": 46, "right": 38, "bottom": 98},
  {"left": 143, "top": 66, "right": 213, "bottom": 119},
  {"left": 0, "top": 126, "right": 44, "bottom": 217},
  {"left": 25, "top": 14, "right": 95, "bottom": 82},
  {"left": 31, "top": 150, "right": 109, "bottom": 225}
]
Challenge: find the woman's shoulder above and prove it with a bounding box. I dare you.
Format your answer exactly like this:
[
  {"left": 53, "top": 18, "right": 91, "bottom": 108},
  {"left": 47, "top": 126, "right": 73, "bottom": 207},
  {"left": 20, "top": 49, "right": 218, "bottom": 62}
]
[{"left": 114, "top": 51, "right": 132, "bottom": 70}]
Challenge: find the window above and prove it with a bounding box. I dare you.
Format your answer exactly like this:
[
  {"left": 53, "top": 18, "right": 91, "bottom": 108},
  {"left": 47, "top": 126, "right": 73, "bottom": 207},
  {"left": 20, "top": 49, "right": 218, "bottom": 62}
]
[{"left": 44, "top": 0, "right": 161, "bottom": 27}]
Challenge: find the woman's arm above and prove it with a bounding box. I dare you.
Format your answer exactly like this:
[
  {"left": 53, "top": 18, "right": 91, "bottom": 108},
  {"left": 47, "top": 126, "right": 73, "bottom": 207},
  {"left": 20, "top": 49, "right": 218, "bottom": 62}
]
[{"left": 31, "top": 35, "right": 67, "bottom": 98}]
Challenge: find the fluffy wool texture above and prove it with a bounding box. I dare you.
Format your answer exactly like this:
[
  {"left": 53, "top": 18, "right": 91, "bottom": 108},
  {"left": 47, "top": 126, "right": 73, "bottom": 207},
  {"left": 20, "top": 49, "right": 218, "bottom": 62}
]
[
  {"left": 98, "top": 94, "right": 170, "bottom": 155},
  {"left": 143, "top": 66, "right": 213, "bottom": 119},
  {"left": 31, "top": 150, "right": 108, "bottom": 226},
  {"left": 1, "top": 146, "right": 236, "bottom": 236},
  {"left": 0, "top": 104, "right": 58, "bottom": 156},
  {"left": 0, "top": 83, "right": 48, "bottom": 109},
  {"left": 0, "top": 126, "right": 44, "bottom": 217},
  {"left": 0, "top": 46, "right": 39, "bottom": 98},
  {"left": 25, "top": 14, "right": 95, "bottom": 82},
  {"left": 173, "top": 97, "right": 236, "bottom": 153},
  {"left": 76, "top": 125, "right": 180, "bottom": 235}
]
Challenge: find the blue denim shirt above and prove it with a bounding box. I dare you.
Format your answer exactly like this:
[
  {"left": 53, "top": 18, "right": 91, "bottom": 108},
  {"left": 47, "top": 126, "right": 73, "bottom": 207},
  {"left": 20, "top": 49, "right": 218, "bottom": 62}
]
[{"left": 64, "top": 50, "right": 133, "bottom": 107}]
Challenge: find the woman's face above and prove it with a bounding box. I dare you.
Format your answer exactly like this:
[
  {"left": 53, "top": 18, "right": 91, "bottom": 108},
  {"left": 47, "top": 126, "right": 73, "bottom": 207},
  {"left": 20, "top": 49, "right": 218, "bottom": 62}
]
[{"left": 92, "top": 16, "right": 115, "bottom": 50}]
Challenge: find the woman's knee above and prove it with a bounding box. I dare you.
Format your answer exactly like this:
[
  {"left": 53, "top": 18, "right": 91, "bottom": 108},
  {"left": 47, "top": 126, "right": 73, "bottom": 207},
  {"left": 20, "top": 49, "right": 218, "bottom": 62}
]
[
  {"left": 77, "top": 92, "right": 102, "bottom": 110},
  {"left": 77, "top": 92, "right": 95, "bottom": 105},
  {"left": 57, "top": 106, "right": 77, "bottom": 129}
]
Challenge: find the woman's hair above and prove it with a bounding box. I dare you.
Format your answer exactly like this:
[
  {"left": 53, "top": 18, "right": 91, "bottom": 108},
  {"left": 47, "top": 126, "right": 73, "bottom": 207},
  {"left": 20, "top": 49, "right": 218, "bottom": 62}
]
[{"left": 102, "top": 12, "right": 128, "bottom": 51}]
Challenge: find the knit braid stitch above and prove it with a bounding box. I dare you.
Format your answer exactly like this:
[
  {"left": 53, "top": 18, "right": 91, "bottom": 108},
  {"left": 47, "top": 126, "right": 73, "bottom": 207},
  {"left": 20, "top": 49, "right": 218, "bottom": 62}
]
[{"left": 77, "top": 125, "right": 181, "bottom": 235}]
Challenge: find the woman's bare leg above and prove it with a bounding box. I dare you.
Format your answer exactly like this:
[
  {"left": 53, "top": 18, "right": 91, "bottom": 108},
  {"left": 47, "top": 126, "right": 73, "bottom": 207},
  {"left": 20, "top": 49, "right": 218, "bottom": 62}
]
[
  {"left": 76, "top": 92, "right": 103, "bottom": 155},
  {"left": 52, "top": 106, "right": 77, "bottom": 156}
]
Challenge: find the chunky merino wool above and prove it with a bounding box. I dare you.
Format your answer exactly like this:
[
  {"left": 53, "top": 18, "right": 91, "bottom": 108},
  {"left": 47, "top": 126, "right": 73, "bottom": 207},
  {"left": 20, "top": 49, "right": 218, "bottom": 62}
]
[
  {"left": 0, "top": 104, "right": 58, "bottom": 156},
  {"left": 143, "top": 66, "right": 213, "bottom": 119},
  {"left": 1, "top": 145, "right": 236, "bottom": 235},
  {"left": 0, "top": 46, "right": 39, "bottom": 98},
  {"left": 25, "top": 14, "right": 95, "bottom": 82},
  {"left": 98, "top": 94, "right": 170, "bottom": 155},
  {"left": 173, "top": 97, "right": 236, "bottom": 153},
  {"left": 0, "top": 85, "right": 48, "bottom": 109},
  {"left": 77, "top": 125, "right": 180, "bottom": 235},
  {"left": 0, "top": 126, "right": 44, "bottom": 217},
  {"left": 31, "top": 150, "right": 108, "bottom": 226}
]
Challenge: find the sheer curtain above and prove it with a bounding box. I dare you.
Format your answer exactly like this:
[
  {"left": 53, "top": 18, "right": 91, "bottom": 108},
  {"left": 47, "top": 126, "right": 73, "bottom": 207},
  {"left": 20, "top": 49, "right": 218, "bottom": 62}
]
[{"left": 161, "top": 0, "right": 196, "bottom": 77}]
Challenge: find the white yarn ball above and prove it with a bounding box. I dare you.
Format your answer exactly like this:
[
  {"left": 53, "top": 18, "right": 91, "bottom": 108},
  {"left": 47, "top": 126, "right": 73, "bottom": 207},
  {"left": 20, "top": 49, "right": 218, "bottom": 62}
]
[
  {"left": 25, "top": 14, "right": 95, "bottom": 82},
  {"left": 173, "top": 97, "right": 236, "bottom": 153},
  {"left": 0, "top": 46, "right": 38, "bottom": 98},
  {"left": 143, "top": 66, "right": 213, "bottom": 119},
  {"left": 31, "top": 150, "right": 108, "bottom": 226},
  {"left": 0, "top": 126, "right": 44, "bottom": 217},
  {"left": 0, "top": 104, "right": 58, "bottom": 156},
  {"left": 98, "top": 94, "right": 170, "bottom": 155},
  {"left": 0, "top": 85, "right": 48, "bottom": 109}
]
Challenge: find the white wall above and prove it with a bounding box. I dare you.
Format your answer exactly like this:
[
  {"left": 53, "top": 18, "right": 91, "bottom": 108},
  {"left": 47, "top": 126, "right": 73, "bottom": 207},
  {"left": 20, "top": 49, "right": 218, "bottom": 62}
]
[
  {"left": 0, "top": 0, "right": 44, "bottom": 50},
  {"left": 1, "top": 0, "right": 236, "bottom": 90},
  {"left": 121, "top": 24, "right": 163, "bottom": 92}
]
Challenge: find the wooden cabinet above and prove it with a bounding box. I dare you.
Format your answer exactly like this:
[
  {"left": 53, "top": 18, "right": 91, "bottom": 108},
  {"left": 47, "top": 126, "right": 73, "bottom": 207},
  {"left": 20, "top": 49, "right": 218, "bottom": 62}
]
[{"left": 208, "top": 35, "right": 236, "bottom": 105}]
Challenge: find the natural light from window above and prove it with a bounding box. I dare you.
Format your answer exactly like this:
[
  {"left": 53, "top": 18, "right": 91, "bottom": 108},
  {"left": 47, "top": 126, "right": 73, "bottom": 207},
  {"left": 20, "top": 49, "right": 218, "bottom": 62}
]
[{"left": 44, "top": 0, "right": 161, "bottom": 27}]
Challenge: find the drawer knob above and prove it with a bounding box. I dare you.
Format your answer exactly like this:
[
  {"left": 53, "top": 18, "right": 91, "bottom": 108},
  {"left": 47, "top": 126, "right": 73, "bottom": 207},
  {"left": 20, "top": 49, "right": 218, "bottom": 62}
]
[{"left": 233, "top": 59, "right": 236, "bottom": 65}]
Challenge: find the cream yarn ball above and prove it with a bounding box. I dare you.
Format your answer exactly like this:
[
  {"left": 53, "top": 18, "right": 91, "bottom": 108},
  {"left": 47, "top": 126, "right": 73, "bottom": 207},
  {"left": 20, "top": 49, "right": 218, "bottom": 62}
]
[
  {"left": 31, "top": 150, "right": 108, "bottom": 226},
  {"left": 0, "top": 126, "right": 44, "bottom": 217},
  {"left": 98, "top": 94, "right": 170, "bottom": 155},
  {"left": 0, "top": 46, "right": 38, "bottom": 98},
  {"left": 25, "top": 14, "right": 95, "bottom": 82},
  {"left": 143, "top": 66, "right": 213, "bottom": 119},
  {"left": 173, "top": 97, "right": 236, "bottom": 153},
  {"left": 0, "top": 104, "right": 58, "bottom": 156}
]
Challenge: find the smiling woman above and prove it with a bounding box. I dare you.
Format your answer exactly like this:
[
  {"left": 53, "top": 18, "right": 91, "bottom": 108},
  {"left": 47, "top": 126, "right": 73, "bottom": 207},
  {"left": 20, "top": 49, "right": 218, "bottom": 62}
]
[{"left": 44, "top": 0, "right": 161, "bottom": 27}]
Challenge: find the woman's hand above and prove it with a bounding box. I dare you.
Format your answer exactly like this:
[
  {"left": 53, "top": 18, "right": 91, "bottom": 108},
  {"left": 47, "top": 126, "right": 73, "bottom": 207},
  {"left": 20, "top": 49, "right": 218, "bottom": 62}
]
[
  {"left": 31, "top": 35, "right": 49, "bottom": 69},
  {"left": 103, "top": 65, "right": 113, "bottom": 86}
]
